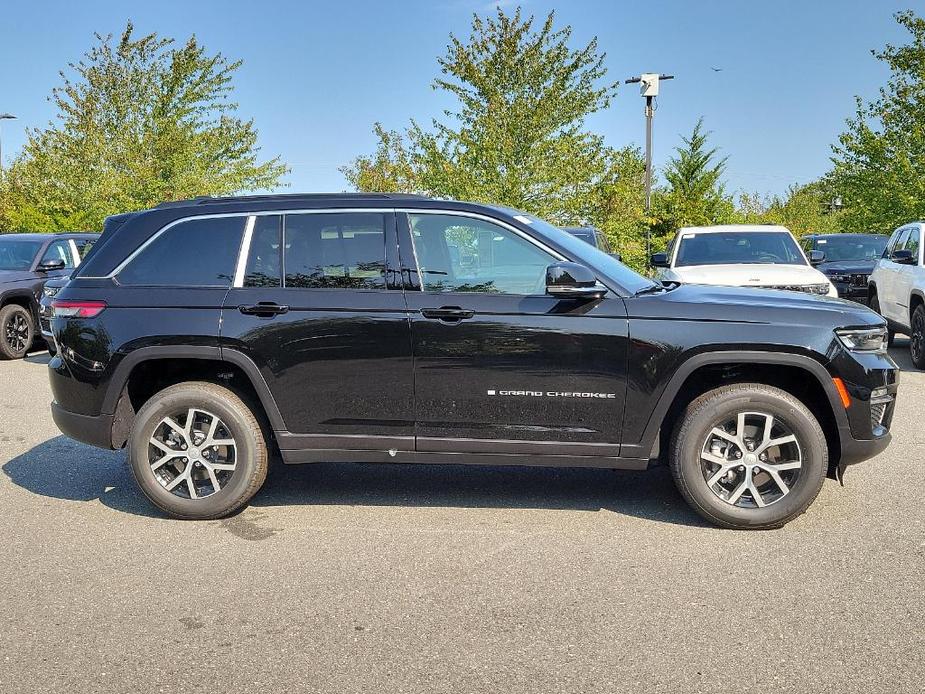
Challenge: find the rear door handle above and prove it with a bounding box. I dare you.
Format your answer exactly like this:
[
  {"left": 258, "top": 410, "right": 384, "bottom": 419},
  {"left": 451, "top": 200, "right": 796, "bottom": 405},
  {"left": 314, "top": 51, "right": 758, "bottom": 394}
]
[
  {"left": 421, "top": 307, "right": 475, "bottom": 322},
  {"left": 239, "top": 302, "right": 289, "bottom": 316}
]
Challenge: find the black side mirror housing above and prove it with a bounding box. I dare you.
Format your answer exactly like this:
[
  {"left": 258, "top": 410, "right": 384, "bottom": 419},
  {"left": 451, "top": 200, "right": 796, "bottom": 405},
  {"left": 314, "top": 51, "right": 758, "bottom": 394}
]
[
  {"left": 37, "top": 259, "right": 66, "bottom": 272},
  {"left": 545, "top": 262, "right": 607, "bottom": 300},
  {"left": 809, "top": 250, "right": 826, "bottom": 265},
  {"left": 891, "top": 249, "right": 916, "bottom": 265},
  {"left": 650, "top": 252, "right": 669, "bottom": 268}
]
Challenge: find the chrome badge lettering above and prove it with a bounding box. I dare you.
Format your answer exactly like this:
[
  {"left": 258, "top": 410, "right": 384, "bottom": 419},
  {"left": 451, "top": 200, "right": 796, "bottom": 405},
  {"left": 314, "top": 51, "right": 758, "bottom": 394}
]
[{"left": 487, "top": 389, "right": 616, "bottom": 399}]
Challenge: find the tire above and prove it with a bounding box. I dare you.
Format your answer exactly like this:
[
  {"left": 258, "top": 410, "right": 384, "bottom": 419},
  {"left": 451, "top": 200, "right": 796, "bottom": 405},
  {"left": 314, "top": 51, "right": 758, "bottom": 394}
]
[
  {"left": 0, "top": 304, "right": 35, "bottom": 360},
  {"left": 669, "top": 383, "right": 828, "bottom": 530},
  {"left": 910, "top": 305, "right": 925, "bottom": 369},
  {"left": 127, "top": 381, "right": 269, "bottom": 519}
]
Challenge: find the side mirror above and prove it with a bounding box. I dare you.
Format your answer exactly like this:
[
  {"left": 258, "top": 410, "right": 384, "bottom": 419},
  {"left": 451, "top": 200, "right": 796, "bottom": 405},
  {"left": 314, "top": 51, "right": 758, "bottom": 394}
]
[
  {"left": 609, "top": 252, "right": 622, "bottom": 262},
  {"left": 891, "top": 249, "right": 916, "bottom": 265},
  {"left": 650, "top": 252, "right": 669, "bottom": 268},
  {"left": 809, "top": 250, "right": 826, "bottom": 265},
  {"left": 37, "top": 259, "right": 66, "bottom": 272},
  {"left": 545, "top": 262, "right": 607, "bottom": 300}
]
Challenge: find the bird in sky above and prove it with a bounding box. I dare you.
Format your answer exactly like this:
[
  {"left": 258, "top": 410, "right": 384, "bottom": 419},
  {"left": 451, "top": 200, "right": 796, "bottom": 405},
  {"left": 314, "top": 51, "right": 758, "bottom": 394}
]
[{"left": 711, "top": 66, "right": 723, "bottom": 72}]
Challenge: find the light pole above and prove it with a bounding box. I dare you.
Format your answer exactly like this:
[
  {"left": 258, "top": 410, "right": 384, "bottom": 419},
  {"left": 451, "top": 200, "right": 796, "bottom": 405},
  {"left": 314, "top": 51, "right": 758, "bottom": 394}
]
[
  {"left": 624, "top": 74, "right": 673, "bottom": 263},
  {"left": 0, "top": 113, "right": 16, "bottom": 175}
]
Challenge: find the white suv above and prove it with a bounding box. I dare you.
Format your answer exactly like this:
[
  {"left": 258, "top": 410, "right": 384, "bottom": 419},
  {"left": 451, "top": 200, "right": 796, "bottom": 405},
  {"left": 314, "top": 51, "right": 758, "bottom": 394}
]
[
  {"left": 868, "top": 221, "right": 925, "bottom": 367},
  {"left": 651, "top": 225, "right": 837, "bottom": 297}
]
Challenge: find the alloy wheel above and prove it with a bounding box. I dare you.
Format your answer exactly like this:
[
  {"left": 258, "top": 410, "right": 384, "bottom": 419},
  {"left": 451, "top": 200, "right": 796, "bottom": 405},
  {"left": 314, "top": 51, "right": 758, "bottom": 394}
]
[
  {"left": 912, "top": 312, "right": 925, "bottom": 364},
  {"left": 4, "top": 313, "right": 29, "bottom": 354},
  {"left": 148, "top": 408, "right": 237, "bottom": 500},
  {"left": 700, "top": 411, "right": 803, "bottom": 508}
]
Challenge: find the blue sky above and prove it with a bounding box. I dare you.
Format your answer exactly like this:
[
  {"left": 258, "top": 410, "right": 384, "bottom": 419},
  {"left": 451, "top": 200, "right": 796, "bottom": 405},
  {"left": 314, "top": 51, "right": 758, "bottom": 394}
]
[{"left": 0, "top": 0, "right": 919, "bottom": 198}]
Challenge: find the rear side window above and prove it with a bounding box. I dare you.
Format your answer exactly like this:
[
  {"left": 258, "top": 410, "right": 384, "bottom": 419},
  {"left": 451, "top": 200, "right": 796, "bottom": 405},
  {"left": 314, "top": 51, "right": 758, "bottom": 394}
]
[
  {"left": 74, "top": 238, "right": 96, "bottom": 260},
  {"left": 118, "top": 217, "right": 245, "bottom": 287},
  {"left": 283, "top": 212, "right": 386, "bottom": 289},
  {"left": 244, "top": 216, "right": 282, "bottom": 288}
]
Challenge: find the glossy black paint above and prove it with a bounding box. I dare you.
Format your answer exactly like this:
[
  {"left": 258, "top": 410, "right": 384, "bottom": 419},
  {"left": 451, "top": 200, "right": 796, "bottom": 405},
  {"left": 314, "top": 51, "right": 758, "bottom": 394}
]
[
  {"left": 48, "top": 194, "right": 897, "bottom": 472},
  {"left": 803, "top": 233, "right": 888, "bottom": 303}
]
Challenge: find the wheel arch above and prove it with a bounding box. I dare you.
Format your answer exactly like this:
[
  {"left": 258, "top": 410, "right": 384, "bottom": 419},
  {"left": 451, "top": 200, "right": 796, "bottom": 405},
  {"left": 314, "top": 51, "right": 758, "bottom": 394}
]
[
  {"left": 630, "top": 351, "right": 846, "bottom": 474},
  {"left": 103, "top": 346, "right": 285, "bottom": 449},
  {"left": 909, "top": 289, "right": 925, "bottom": 324}
]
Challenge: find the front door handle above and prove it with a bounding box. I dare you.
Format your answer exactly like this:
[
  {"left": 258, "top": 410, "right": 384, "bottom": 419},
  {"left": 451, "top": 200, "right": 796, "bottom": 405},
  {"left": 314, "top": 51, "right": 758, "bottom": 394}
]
[
  {"left": 239, "top": 302, "right": 290, "bottom": 317},
  {"left": 421, "top": 307, "right": 475, "bottom": 322}
]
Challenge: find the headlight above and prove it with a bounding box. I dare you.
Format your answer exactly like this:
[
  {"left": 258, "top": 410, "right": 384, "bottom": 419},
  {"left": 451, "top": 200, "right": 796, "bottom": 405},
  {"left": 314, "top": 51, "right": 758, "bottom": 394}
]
[
  {"left": 807, "top": 283, "right": 831, "bottom": 295},
  {"left": 836, "top": 327, "right": 888, "bottom": 353},
  {"left": 42, "top": 286, "right": 60, "bottom": 298}
]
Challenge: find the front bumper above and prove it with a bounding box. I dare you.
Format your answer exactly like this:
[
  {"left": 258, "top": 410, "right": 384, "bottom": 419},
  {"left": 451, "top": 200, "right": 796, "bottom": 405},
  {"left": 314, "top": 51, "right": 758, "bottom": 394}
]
[{"left": 51, "top": 402, "right": 114, "bottom": 449}]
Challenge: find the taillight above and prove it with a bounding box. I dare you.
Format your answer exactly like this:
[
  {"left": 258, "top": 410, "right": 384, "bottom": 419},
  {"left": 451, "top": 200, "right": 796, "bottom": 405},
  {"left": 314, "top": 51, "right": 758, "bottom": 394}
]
[{"left": 52, "top": 300, "right": 107, "bottom": 318}]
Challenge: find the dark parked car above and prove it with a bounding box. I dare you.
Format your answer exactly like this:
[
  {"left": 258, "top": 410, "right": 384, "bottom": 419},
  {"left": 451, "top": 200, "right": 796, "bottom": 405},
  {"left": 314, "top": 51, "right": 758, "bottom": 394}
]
[
  {"left": 562, "top": 226, "right": 617, "bottom": 255},
  {"left": 0, "top": 233, "right": 98, "bottom": 359},
  {"left": 38, "top": 276, "right": 72, "bottom": 356},
  {"left": 802, "top": 233, "right": 887, "bottom": 303},
  {"left": 48, "top": 194, "right": 896, "bottom": 529}
]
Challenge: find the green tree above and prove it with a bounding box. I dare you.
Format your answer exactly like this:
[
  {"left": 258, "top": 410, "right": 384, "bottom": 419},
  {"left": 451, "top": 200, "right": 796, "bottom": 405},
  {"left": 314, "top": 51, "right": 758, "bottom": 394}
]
[
  {"left": 650, "top": 118, "right": 735, "bottom": 251},
  {"left": 341, "top": 8, "right": 648, "bottom": 265},
  {"left": 0, "top": 22, "right": 286, "bottom": 232},
  {"left": 830, "top": 10, "right": 925, "bottom": 233},
  {"left": 759, "top": 182, "right": 843, "bottom": 238}
]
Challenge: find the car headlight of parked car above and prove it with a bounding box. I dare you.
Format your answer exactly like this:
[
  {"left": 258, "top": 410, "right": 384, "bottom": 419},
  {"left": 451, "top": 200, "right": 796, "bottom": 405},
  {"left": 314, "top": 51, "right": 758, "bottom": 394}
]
[
  {"left": 43, "top": 285, "right": 60, "bottom": 298},
  {"left": 807, "top": 283, "right": 832, "bottom": 295},
  {"left": 835, "top": 327, "right": 888, "bottom": 353}
]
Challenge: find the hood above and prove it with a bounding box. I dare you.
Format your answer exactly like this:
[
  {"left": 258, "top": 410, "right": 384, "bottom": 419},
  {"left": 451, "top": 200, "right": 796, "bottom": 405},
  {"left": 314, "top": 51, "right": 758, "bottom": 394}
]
[
  {"left": 0, "top": 270, "right": 38, "bottom": 286},
  {"left": 667, "top": 263, "right": 830, "bottom": 288},
  {"left": 633, "top": 283, "right": 883, "bottom": 329},
  {"left": 816, "top": 259, "right": 878, "bottom": 275}
]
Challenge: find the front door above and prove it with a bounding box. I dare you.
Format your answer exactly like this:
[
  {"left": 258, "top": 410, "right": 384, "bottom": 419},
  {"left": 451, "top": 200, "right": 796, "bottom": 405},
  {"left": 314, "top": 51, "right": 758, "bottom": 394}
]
[
  {"left": 221, "top": 210, "right": 415, "bottom": 452},
  {"left": 398, "top": 211, "right": 628, "bottom": 457}
]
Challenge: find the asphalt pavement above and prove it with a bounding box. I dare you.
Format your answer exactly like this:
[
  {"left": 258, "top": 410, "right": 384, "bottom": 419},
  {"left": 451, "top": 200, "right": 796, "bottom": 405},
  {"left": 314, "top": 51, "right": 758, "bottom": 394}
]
[{"left": 0, "top": 345, "right": 922, "bottom": 693}]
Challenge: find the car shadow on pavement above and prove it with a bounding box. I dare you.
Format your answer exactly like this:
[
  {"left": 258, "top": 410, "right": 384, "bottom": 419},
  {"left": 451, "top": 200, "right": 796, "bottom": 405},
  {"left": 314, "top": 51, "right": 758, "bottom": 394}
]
[
  {"left": 888, "top": 336, "right": 918, "bottom": 372},
  {"left": 2, "top": 436, "right": 710, "bottom": 527}
]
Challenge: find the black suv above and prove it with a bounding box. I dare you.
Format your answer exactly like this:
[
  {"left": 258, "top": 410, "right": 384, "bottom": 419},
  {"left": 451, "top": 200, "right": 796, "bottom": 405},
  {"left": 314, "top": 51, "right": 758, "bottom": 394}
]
[
  {"left": 0, "top": 232, "right": 98, "bottom": 359},
  {"left": 802, "top": 233, "right": 888, "bottom": 303},
  {"left": 48, "top": 194, "right": 897, "bottom": 528}
]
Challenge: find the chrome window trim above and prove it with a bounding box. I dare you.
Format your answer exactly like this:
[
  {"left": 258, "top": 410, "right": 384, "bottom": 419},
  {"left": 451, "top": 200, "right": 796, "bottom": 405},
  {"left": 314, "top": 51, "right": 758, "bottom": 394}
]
[
  {"left": 87, "top": 208, "right": 398, "bottom": 281},
  {"left": 232, "top": 216, "right": 257, "bottom": 288}
]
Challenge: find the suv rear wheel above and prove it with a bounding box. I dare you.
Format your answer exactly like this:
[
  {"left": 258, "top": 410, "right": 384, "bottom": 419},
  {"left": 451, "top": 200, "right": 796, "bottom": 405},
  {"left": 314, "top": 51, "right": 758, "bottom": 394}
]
[
  {"left": 0, "top": 304, "right": 34, "bottom": 360},
  {"left": 669, "top": 383, "right": 827, "bottom": 530},
  {"left": 127, "top": 381, "right": 269, "bottom": 519}
]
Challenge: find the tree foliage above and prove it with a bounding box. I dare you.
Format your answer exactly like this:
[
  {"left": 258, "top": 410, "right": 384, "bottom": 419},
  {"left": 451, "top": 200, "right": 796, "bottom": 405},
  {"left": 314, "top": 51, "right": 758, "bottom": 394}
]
[
  {"left": 341, "top": 7, "right": 646, "bottom": 257},
  {"left": 0, "top": 22, "right": 286, "bottom": 232},
  {"left": 830, "top": 10, "right": 925, "bottom": 233}
]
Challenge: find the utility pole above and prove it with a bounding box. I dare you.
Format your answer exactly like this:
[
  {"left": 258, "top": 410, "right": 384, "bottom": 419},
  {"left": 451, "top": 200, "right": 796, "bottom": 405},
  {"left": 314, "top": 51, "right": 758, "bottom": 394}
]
[
  {"left": 0, "top": 113, "right": 17, "bottom": 175},
  {"left": 624, "top": 74, "right": 673, "bottom": 263}
]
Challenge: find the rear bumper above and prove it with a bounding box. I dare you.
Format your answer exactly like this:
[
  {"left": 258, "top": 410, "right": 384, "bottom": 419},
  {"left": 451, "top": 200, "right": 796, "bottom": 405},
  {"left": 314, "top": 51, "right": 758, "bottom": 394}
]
[{"left": 51, "top": 402, "right": 114, "bottom": 450}]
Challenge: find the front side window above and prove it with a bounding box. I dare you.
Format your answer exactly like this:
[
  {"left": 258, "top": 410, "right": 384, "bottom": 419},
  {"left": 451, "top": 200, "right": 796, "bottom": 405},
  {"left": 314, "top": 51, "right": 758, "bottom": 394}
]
[
  {"left": 118, "top": 217, "right": 245, "bottom": 287},
  {"left": 409, "top": 213, "right": 555, "bottom": 295},
  {"left": 284, "top": 213, "right": 386, "bottom": 289},
  {"left": 675, "top": 231, "right": 807, "bottom": 267},
  {"left": 902, "top": 228, "right": 920, "bottom": 262},
  {"left": 0, "top": 239, "right": 42, "bottom": 271},
  {"left": 41, "top": 240, "right": 75, "bottom": 269},
  {"left": 888, "top": 228, "right": 910, "bottom": 258}
]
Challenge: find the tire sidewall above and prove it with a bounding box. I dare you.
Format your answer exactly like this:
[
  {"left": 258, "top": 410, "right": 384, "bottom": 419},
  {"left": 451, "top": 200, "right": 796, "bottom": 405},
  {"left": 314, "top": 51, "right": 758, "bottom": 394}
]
[
  {"left": 911, "top": 306, "right": 925, "bottom": 369},
  {"left": 128, "top": 385, "right": 263, "bottom": 518},
  {"left": 675, "top": 390, "right": 827, "bottom": 528},
  {"left": 0, "top": 304, "right": 34, "bottom": 359}
]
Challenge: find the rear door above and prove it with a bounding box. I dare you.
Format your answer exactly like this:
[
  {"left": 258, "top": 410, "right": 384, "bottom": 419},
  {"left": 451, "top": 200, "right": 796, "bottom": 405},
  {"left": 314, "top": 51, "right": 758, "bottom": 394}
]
[
  {"left": 220, "top": 210, "right": 415, "bottom": 453},
  {"left": 398, "top": 210, "right": 628, "bottom": 457},
  {"left": 895, "top": 226, "right": 920, "bottom": 327}
]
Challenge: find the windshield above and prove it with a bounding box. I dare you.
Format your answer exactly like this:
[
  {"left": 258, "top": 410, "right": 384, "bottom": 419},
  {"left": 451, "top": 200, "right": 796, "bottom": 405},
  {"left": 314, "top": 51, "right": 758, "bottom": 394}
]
[
  {"left": 813, "top": 235, "right": 887, "bottom": 262},
  {"left": 675, "top": 231, "right": 806, "bottom": 267},
  {"left": 0, "top": 239, "right": 42, "bottom": 271},
  {"left": 515, "top": 214, "right": 659, "bottom": 294}
]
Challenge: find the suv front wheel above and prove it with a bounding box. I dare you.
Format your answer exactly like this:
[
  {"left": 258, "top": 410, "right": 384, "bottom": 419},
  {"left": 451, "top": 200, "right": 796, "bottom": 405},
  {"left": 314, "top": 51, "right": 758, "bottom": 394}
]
[
  {"left": 669, "top": 383, "right": 827, "bottom": 530},
  {"left": 0, "top": 304, "right": 34, "bottom": 360},
  {"left": 127, "top": 381, "right": 269, "bottom": 519}
]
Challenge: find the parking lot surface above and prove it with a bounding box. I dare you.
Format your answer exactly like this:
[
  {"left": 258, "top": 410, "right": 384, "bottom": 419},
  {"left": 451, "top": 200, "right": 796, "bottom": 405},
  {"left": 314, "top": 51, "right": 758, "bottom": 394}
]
[{"left": 1, "top": 346, "right": 923, "bottom": 693}]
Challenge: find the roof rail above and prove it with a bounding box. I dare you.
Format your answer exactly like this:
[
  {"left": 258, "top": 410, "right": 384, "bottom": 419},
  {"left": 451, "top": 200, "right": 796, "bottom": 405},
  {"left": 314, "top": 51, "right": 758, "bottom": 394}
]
[{"left": 155, "top": 192, "right": 428, "bottom": 209}]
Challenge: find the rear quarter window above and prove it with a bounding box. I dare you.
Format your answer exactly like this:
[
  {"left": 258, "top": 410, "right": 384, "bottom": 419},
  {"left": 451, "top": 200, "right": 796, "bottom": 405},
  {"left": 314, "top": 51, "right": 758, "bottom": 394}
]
[{"left": 117, "top": 217, "right": 245, "bottom": 287}]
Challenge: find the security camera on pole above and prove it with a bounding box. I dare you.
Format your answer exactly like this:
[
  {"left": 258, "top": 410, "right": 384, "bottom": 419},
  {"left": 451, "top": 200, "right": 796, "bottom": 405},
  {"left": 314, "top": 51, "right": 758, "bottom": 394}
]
[{"left": 624, "top": 73, "right": 673, "bottom": 265}]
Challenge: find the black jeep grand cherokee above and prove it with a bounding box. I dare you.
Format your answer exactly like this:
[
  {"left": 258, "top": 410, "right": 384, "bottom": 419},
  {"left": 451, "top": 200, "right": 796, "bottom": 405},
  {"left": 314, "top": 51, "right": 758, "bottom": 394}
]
[{"left": 48, "top": 194, "right": 898, "bottom": 528}]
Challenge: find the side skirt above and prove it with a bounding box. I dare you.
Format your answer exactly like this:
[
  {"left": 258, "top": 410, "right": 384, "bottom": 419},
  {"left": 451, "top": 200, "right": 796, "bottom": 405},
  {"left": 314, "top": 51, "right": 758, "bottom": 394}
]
[{"left": 279, "top": 448, "right": 649, "bottom": 470}]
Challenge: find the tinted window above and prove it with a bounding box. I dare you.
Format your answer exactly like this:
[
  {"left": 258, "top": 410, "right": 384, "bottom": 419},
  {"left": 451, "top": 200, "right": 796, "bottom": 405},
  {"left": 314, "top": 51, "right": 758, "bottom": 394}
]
[
  {"left": 284, "top": 213, "right": 386, "bottom": 289},
  {"left": 410, "top": 213, "right": 554, "bottom": 294},
  {"left": 596, "top": 233, "right": 612, "bottom": 253},
  {"left": 887, "top": 228, "right": 910, "bottom": 258},
  {"left": 675, "top": 231, "right": 806, "bottom": 266},
  {"left": 41, "top": 240, "right": 75, "bottom": 269},
  {"left": 903, "top": 228, "right": 920, "bottom": 261},
  {"left": 0, "top": 239, "right": 42, "bottom": 271},
  {"left": 74, "top": 238, "right": 96, "bottom": 260},
  {"left": 119, "top": 217, "right": 245, "bottom": 287},
  {"left": 813, "top": 235, "right": 887, "bottom": 261},
  {"left": 244, "top": 216, "right": 282, "bottom": 288}
]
